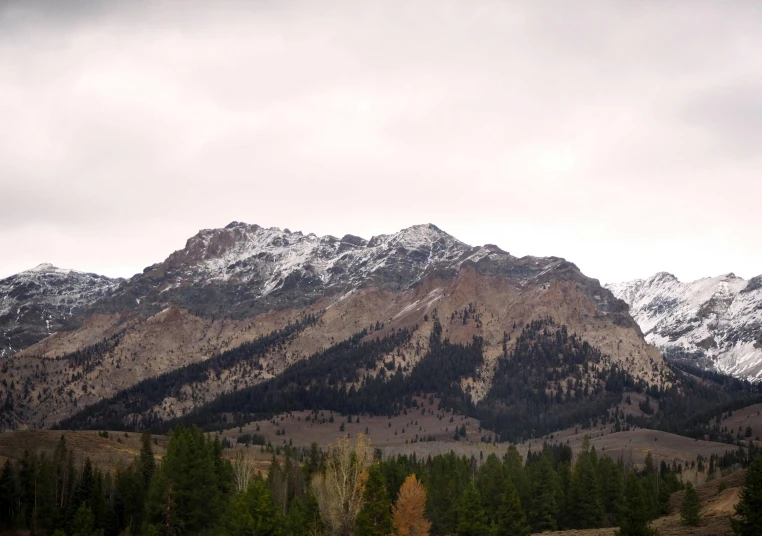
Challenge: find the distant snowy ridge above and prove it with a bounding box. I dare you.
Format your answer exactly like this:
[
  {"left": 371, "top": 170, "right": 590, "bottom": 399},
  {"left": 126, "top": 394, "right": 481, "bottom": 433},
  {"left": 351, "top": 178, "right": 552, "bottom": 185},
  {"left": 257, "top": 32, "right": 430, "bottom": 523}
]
[
  {"left": 607, "top": 272, "right": 762, "bottom": 380},
  {"left": 0, "top": 264, "right": 121, "bottom": 357}
]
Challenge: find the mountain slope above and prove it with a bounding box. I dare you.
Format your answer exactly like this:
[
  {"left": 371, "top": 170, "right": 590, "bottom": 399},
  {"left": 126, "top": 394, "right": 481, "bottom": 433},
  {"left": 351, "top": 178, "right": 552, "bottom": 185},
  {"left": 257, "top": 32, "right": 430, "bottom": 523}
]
[
  {"left": 607, "top": 272, "right": 762, "bottom": 380},
  {"left": 1, "top": 223, "right": 663, "bottom": 431},
  {"left": 0, "top": 264, "right": 121, "bottom": 358}
]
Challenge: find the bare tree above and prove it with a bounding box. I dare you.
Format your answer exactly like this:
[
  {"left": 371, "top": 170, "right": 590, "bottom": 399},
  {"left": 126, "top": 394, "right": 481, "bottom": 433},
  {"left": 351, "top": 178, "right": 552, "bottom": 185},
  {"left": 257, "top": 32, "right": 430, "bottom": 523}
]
[
  {"left": 312, "top": 433, "right": 373, "bottom": 535},
  {"left": 232, "top": 448, "right": 256, "bottom": 493}
]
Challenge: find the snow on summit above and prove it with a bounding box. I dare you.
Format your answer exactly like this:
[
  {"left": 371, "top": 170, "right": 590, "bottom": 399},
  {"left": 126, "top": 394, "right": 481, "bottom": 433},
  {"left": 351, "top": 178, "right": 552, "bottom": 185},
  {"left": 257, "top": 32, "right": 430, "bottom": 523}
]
[{"left": 608, "top": 272, "right": 762, "bottom": 380}]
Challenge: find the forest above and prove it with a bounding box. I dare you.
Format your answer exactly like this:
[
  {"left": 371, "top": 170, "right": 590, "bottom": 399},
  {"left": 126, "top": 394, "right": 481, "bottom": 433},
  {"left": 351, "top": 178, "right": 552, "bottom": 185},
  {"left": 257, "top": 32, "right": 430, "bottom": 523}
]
[{"left": 2, "top": 425, "right": 762, "bottom": 536}]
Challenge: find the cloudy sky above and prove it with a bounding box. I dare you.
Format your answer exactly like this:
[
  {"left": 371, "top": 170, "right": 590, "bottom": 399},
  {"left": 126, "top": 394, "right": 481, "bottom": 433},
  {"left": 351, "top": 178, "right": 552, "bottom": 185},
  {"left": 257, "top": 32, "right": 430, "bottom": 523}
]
[{"left": 1, "top": 0, "right": 761, "bottom": 284}]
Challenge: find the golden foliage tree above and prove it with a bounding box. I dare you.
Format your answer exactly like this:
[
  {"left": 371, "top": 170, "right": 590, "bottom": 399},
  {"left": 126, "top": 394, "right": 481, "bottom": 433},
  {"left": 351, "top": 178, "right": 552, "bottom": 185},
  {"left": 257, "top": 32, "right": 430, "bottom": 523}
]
[
  {"left": 312, "top": 433, "right": 373, "bottom": 535},
  {"left": 392, "top": 474, "right": 431, "bottom": 536}
]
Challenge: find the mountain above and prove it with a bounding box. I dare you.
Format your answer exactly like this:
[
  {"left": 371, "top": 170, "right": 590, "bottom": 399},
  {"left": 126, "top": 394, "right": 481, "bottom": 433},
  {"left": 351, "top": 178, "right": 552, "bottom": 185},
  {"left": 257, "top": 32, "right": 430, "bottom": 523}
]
[
  {"left": 607, "top": 272, "right": 762, "bottom": 380},
  {"left": 0, "top": 264, "right": 121, "bottom": 358},
  {"left": 1, "top": 223, "right": 664, "bottom": 434}
]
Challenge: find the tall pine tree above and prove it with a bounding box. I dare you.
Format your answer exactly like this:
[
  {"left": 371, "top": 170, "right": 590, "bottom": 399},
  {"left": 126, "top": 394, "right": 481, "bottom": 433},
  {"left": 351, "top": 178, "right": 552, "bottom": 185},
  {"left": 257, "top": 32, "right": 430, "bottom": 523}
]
[{"left": 355, "top": 464, "right": 393, "bottom": 536}]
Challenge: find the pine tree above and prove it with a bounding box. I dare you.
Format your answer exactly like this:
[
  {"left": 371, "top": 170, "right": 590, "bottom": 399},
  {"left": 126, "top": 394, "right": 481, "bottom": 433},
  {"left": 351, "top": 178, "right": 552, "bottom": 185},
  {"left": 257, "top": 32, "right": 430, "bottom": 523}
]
[
  {"left": 570, "top": 440, "right": 604, "bottom": 529},
  {"left": 493, "top": 479, "right": 529, "bottom": 536},
  {"left": 456, "top": 482, "right": 488, "bottom": 536},
  {"left": 615, "top": 472, "right": 658, "bottom": 536},
  {"left": 392, "top": 474, "right": 431, "bottom": 536},
  {"left": 355, "top": 464, "right": 393, "bottom": 536},
  {"left": 733, "top": 456, "right": 762, "bottom": 536},
  {"left": 0, "top": 460, "right": 15, "bottom": 529},
  {"left": 528, "top": 454, "right": 559, "bottom": 533},
  {"left": 217, "top": 478, "right": 280, "bottom": 536},
  {"left": 680, "top": 482, "right": 701, "bottom": 526},
  {"left": 139, "top": 431, "right": 155, "bottom": 487}
]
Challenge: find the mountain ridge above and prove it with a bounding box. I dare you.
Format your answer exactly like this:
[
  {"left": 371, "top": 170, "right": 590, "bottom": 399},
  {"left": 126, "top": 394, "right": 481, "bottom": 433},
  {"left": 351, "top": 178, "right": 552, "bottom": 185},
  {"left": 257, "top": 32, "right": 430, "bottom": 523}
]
[
  {"left": 607, "top": 271, "right": 762, "bottom": 380},
  {"left": 1, "top": 222, "right": 661, "bottom": 432}
]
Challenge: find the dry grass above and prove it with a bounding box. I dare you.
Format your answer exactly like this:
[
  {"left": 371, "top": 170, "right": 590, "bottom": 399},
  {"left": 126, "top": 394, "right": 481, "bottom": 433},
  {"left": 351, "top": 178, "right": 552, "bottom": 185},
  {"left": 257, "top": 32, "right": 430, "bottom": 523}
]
[{"left": 0, "top": 430, "right": 168, "bottom": 472}]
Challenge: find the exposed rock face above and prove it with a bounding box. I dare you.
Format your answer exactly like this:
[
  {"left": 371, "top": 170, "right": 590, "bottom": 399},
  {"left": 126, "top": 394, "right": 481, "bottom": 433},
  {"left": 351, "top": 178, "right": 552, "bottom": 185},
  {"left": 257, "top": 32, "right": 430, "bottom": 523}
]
[
  {"left": 608, "top": 272, "right": 762, "bottom": 380},
  {"left": 0, "top": 223, "right": 659, "bottom": 430},
  {"left": 0, "top": 264, "right": 121, "bottom": 358}
]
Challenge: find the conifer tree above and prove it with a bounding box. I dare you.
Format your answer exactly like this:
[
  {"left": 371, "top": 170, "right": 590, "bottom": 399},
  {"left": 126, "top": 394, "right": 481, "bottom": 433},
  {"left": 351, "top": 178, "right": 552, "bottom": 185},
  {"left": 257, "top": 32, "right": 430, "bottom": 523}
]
[
  {"left": 733, "top": 456, "right": 762, "bottom": 536},
  {"left": 570, "top": 439, "right": 604, "bottom": 529},
  {"left": 355, "top": 464, "right": 393, "bottom": 536},
  {"left": 139, "top": 431, "right": 155, "bottom": 487},
  {"left": 493, "top": 479, "right": 529, "bottom": 536},
  {"left": 456, "top": 482, "right": 489, "bottom": 536},
  {"left": 680, "top": 482, "right": 701, "bottom": 526},
  {"left": 392, "top": 474, "right": 431, "bottom": 536},
  {"left": 616, "top": 472, "right": 658, "bottom": 536},
  {"left": 528, "top": 454, "right": 559, "bottom": 533},
  {"left": 217, "top": 477, "right": 280, "bottom": 536}
]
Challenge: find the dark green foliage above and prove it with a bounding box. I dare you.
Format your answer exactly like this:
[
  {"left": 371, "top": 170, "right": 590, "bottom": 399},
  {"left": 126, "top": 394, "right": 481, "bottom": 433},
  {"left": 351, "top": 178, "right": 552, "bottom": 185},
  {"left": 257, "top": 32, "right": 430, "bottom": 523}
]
[
  {"left": 733, "top": 456, "right": 762, "bottom": 536},
  {"left": 456, "top": 482, "right": 489, "bottom": 536},
  {"left": 493, "top": 480, "right": 530, "bottom": 536},
  {"left": 355, "top": 464, "right": 393, "bottom": 536},
  {"left": 527, "top": 453, "right": 559, "bottom": 533},
  {"left": 616, "top": 472, "right": 658, "bottom": 536},
  {"left": 569, "top": 439, "right": 604, "bottom": 529},
  {"left": 217, "top": 478, "right": 280, "bottom": 536},
  {"left": 680, "top": 482, "right": 701, "bottom": 526},
  {"left": 139, "top": 431, "right": 155, "bottom": 486},
  {"left": 144, "top": 425, "right": 232, "bottom": 535}
]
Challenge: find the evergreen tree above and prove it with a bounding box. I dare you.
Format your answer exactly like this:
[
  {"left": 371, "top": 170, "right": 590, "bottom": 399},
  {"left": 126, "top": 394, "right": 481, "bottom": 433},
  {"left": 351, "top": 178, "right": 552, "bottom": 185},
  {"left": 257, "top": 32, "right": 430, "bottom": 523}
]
[
  {"left": 217, "top": 478, "right": 280, "bottom": 536},
  {"left": 456, "top": 483, "right": 489, "bottom": 536},
  {"left": 144, "top": 425, "right": 231, "bottom": 535},
  {"left": 733, "top": 456, "right": 762, "bottom": 536},
  {"left": 355, "top": 464, "right": 393, "bottom": 536},
  {"left": 72, "top": 504, "right": 102, "bottom": 536},
  {"left": 493, "top": 480, "right": 529, "bottom": 536},
  {"left": 476, "top": 454, "right": 505, "bottom": 521},
  {"left": 570, "top": 439, "right": 604, "bottom": 529},
  {"left": 616, "top": 472, "right": 658, "bottom": 536},
  {"left": 139, "top": 431, "right": 155, "bottom": 487},
  {"left": 528, "top": 454, "right": 559, "bottom": 533},
  {"left": 0, "top": 460, "right": 15, "bottom": 529},
  {"left": 680, "top": 482, "right": 701, "bottom": 526}
]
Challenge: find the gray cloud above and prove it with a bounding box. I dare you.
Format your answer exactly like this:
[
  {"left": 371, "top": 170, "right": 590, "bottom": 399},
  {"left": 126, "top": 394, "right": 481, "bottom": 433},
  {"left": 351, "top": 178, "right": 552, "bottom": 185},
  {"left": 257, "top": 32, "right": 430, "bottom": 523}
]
[{"left": 1, "top": 0, "right": 761, "bottom": 283}]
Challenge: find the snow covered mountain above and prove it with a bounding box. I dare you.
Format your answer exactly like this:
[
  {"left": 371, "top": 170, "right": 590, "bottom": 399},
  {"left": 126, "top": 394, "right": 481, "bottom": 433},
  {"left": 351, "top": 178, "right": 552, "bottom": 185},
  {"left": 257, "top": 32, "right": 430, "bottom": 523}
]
[
  {"left": 0, "top": 264, "right": 121, "bottom": 357},
  {"left": 92, "top": 222, "right": 627, "bottom": 321},
  {"left": 607, "top": 272, "right": 762, "bottom": 380},
  {"left": 2, "top": 222, "right": 662, "bottom": 430}
]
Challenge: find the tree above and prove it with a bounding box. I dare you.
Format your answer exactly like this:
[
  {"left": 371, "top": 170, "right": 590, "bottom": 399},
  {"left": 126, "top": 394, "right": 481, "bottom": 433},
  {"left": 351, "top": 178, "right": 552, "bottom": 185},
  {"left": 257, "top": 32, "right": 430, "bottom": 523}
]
[
  {"left": 616, "top": 472, "right": 658, "bottom": 536},
  {"left": 392, "top": 474, "right": 431, "bottom": 536},
  {"left": 456, "top": 483, "right": 488, "bottom": 536},
  {"left": 680, "top": 482, "right": 701, "bottom": 526},
  {"left": 72, "top": 504, "right": 102, "bottom": 536},
  {"left": 217, "top": 477, "right": 280, "bottom": 536},
  {"left": 493, "top": 480, "right": 529, "bottom": 536},
  {"left": 528, "top": 454, "right": 559, "bottom": 533},
  {"left": 144, "top": 425, "right": 231, "bottom": 535},
  {"left": 733, "top": 456, "right": 762, "bottom": 536},
  {"left": 355, "top": 464, "right": 393, "bottom": 536},
  {"left": 233, "top": 449, "right": 256, "bottom": 494},
  {"left": 139, "top": 431, "right": 155, "bottom": 487},
  {"left": 570, "top": 439, "right": 603, "bottom": 529},
  {"left": 312, "top": 434, "right": 373, "bottom": 535}
]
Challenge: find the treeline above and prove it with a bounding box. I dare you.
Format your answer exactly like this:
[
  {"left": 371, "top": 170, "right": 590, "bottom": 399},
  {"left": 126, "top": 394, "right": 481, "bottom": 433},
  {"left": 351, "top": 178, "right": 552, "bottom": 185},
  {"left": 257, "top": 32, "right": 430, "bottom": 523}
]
[
  {"left": 58, "top": 314, "right": 319, "bottom": 430},
  {"left": 8, "top": 425, "right": 756, "bottom": 536}
]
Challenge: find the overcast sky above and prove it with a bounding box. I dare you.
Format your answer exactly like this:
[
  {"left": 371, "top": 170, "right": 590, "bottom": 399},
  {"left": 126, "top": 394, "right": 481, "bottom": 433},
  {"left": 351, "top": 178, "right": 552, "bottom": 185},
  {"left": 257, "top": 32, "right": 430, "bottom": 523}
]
[{"left": 1, "top": 0, "right": 761, "bottom": 284}]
